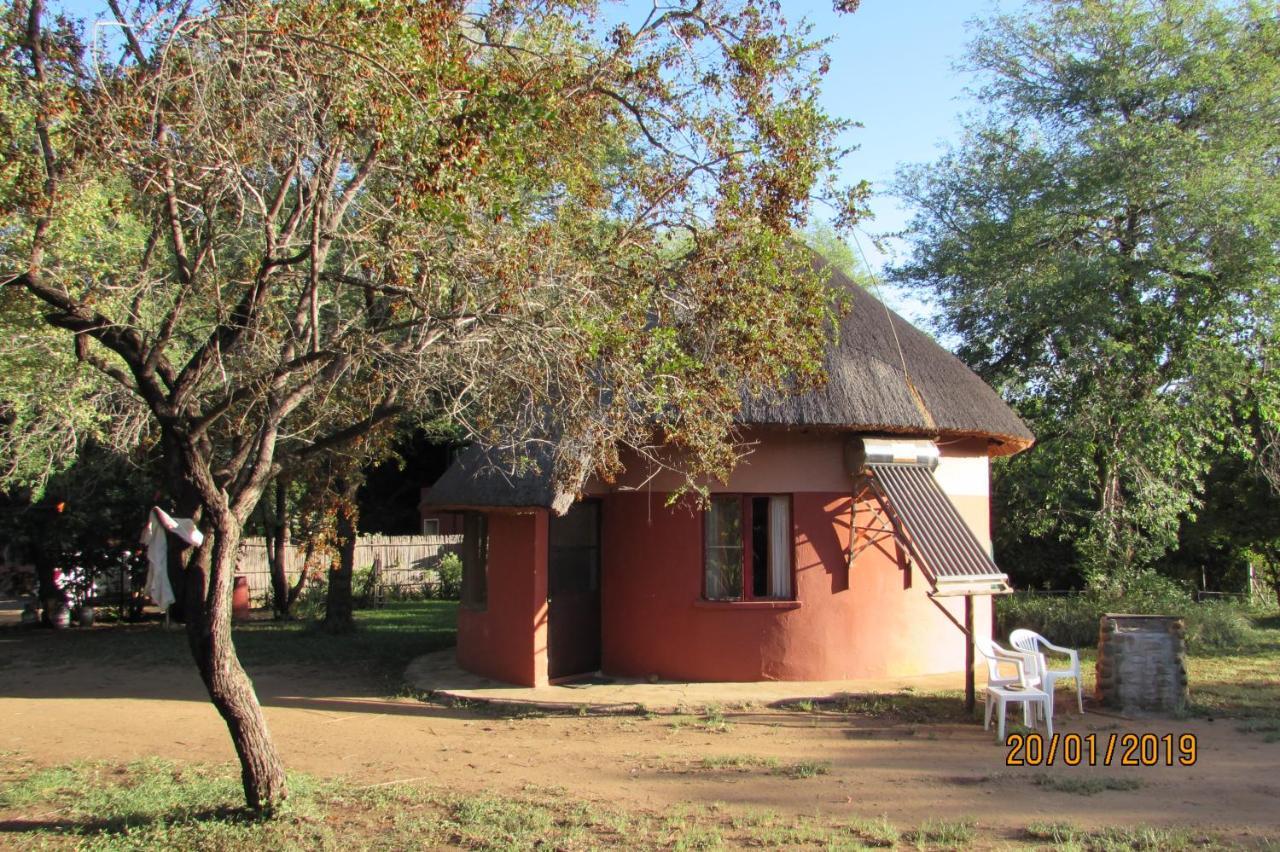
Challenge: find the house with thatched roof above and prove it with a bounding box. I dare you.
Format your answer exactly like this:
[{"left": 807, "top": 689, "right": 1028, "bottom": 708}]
[{"left": 421, "top": 261, "right": 1033, "bottom": 687}]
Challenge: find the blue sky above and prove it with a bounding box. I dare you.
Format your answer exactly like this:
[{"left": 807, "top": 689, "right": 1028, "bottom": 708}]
[{"left": 788, "top": 0, "right": 1024, "bottom": 320}]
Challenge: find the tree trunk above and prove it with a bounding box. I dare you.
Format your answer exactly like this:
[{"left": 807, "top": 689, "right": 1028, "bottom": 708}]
[
  {"left": 184, "top": 512, "right": 289, "bottom": 812},
  {"left": 322, "top": 478, "right": 359, "bottom": 633},
  {"left": 266, "top": 481, "right": 293, "bottom": 619}
]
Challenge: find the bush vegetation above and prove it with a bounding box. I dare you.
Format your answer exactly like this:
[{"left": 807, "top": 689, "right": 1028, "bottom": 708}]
[{"left": 996, "top": 571, "right": 1268, "bottom": 652}]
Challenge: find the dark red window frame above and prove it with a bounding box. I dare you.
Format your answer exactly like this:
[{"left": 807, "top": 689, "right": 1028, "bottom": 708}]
[{"left": 701, "top": 493, "right": 795, "bottom": 602}]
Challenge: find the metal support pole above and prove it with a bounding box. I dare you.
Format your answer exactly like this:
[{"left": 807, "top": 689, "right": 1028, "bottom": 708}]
[{"left": 964, "top": 594, "right": 975, "bottom": 714}]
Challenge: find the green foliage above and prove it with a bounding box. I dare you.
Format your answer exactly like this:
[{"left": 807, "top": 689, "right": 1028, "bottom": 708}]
[
  {"left": 1160, "top": 456, "right": 1280, "bottom": 602},
  {"left": 0, "top": 0, "right": 865, "bottom": 517},
  {"left": 292, "top": 575, "right": 329, "bottom": 623},
  {"left": 801, "top": 222, "right": 875, "bottom": 287},
  {"left": 1181, "top": 602, "right": 1254, "bottom": 653},
  {"left": 434, "top": 551, "right": 463, "bottom": 600},
  {"left": 895, "top": 0, "right": 1280, "bottom": 583},
  {"left": 997, "top": 575, "right": 1263, "bottom": 652}
]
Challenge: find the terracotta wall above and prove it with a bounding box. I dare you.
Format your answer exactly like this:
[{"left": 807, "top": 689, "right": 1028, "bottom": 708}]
[
  {"left": 599, "top": 431, "right": 994, "bottom": 682},
  {"left": 453, "top": 429, "right": 998, "bottom": 685},
  {"left": 455, "top": 510, "right": 550, "bottom": 686}
]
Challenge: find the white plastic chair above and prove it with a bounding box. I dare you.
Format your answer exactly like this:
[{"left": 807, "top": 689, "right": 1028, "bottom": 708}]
[
  {"left": 1010, "top": 628, "right": 1083, "bottom": 714},
  {"left": 975, "top": 637, "right": 1052, "bottom": 744}
]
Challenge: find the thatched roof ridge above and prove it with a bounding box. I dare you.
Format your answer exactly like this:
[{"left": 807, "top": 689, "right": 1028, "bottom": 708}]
[
  {"left": 739, "top": 260, "right": 1034, "bottom": 456},
  {"left": 423, "top": 258, "right": 1033, "bottom": 511}
]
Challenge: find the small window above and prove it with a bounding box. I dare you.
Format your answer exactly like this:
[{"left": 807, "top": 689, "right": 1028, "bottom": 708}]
[
  {"left": 460, "top": 512, "right": 488, "bottom": 609},
  {"left": 422, "top": 518, "right": 440, "bottom": 536},
  {"left": 703, "top": 495, "right": 792, "bottom": 601}
]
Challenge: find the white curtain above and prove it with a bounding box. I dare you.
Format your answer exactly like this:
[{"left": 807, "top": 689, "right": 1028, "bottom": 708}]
[{"left": 768, "top": 496, "right": 791, "bottom": 598}]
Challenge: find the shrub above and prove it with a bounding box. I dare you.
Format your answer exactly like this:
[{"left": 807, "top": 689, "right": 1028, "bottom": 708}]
[
  {"left": 1182, "top": 602, "right": 1253, "bottom": 653},
  {"left": 435, "top": 552, "right": 463, "bottom": 600},
  {"left": 996, "top": 592, "right": 1105, "bottom": 648},
  {"left": 294, "top": 575, "right": 328, "bottom": 622},
  {"left": 997, "top": 573, "right": 1259, "bottom": 653}
]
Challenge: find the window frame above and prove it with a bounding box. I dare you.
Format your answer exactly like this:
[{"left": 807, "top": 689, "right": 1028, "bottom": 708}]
[{"left": 701, "top": 493, "right": 795, "bottom": 603}]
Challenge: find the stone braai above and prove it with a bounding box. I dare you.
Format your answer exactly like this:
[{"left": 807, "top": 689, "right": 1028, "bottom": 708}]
[{"left": 1095, "top": 614, "right": 1188, "bottom": 714}]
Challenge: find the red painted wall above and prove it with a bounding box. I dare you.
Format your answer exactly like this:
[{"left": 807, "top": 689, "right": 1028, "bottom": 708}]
[
  {"left": 455, "top": 510, "right": 549, "bottom": 686},
  {"left": 600, "top": 490, "right": 991, "bottom": 682},
  {"left": 451, "top": 431, "right": 997, "bottom": 685}
]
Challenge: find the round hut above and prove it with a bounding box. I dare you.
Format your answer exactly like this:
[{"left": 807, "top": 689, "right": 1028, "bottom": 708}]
[{"left": 422, "top": 262, "right": 1033, "bottom": 686}]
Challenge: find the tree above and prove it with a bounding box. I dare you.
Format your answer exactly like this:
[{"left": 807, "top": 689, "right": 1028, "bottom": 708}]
[
  {"left": 0, "top": 442, "right": 154, "bottom": 622},
  {"left": 1, "top": 0, "right": 862, "bottom": 811},
  {"left": 257, "top": 476, "right": 306, "bottom": 620},
  {"left": 893, "top": 0, "right": 1280, "bottom": 584},
  {"left": 1160, "top": 455, "right": 1280, "bottom": 602},
  {"left": 802, "top": 222, "right": 874, "bottom": 288}
]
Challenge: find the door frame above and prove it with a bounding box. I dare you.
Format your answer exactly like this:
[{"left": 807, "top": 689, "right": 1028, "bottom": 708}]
[{"left": 546, "top": 498, "right": 603, "bottom": 682}]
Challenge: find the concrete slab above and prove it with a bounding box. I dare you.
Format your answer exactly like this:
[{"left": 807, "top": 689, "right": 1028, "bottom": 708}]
[{"left": 404, "top": 649, "right": 976, "bottom": 714}]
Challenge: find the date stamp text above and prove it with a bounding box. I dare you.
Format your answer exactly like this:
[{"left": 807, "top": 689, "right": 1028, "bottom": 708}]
[{"left": 1005, "top": 732, "right": 1197, "bottom": 767}]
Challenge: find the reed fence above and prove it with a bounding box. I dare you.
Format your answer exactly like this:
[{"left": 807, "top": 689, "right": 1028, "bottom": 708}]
[{"left": 235, "top": 534, "right": 464, "bottom": 602}]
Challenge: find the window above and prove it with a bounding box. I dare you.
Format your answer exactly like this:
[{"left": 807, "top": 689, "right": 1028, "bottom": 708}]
[
  {"left": 422, "top": 518, "right": 440, "bottom": 536},
  {"left": 704, "top": 495, "right": 792, "bottom": 601},
  {"left": 460, "top": 511, "right": 488, "bottom": 609}
]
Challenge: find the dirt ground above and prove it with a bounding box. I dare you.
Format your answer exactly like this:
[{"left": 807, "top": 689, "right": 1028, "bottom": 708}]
[{"left": 1, "top": 650, "right": 1277, "bottom": 844}]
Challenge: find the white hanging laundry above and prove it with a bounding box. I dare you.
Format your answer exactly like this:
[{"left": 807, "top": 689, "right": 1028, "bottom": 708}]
[{"left": 140, "top": 507, "right": 205, "bottom": 610}]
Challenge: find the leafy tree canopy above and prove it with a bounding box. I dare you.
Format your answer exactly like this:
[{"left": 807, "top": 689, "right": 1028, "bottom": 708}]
[
  {"left": 0, "top": 0, "right": 865, "bottom": 810},
  {"left": 893, "top": 0, "right": 1280, "bottom": 582}
]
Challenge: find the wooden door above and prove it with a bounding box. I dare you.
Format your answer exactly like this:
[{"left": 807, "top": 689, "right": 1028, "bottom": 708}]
[{"left": 547, "top": 501, "right": 601, "bottom": 680}]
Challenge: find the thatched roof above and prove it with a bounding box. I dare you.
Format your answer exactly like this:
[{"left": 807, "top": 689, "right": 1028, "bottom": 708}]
[
  {"left": 739, "top": 261, "right": 1034, "bottom": 456},
  {"left": 423, "top": 259, "right": 1033, "bottom": 511},
  {"left": 422, "top": 442, "right": 561, "bottom": 512}
]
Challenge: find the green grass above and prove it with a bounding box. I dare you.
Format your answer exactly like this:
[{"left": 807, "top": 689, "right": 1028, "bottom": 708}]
[
  {"left": 0, "top": 601, "right": 457, "bottom": 689},
  {"left": 776, "top": 691, "right": 973, "bottom": 724},
  {"left": 775, "top": 759, "right": 830, "bottom": 779},
  {"left": 0, "top": 757, "right": 335, "bottom": 850},
  {"left": 1023, "top": 820, "right": 1212, "bottom": 851},
  {"left": 0, "top": 759, "right": 1271, "bottom": 851},
  {"left": 1182, "top": 613, "right": 1280, "bottom": 724},
  {"left": 904, "top": 818, "right": 976, "bottom": 847},
  {"left": 696, "top": 754, "right": 780, "bottom": 771},
  {"left": 669, "top": 706, "right": 735, "bottom": 733},
  {"left": 1235, "top": 719, "right": 1280, "bottom": 743},
  {"left": 0, "top": 759, "right": 841, "bottom": 849},
  {"left": 1031, "top": 773, "right": 1143, "bottom": 796}
]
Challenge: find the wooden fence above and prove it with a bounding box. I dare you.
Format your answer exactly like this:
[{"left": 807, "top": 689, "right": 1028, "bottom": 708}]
[{"left": 235, "top": 534, "right": 464, "bottom": 602}]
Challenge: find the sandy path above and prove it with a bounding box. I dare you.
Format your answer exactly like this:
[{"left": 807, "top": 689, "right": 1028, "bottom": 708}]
[{"left": 1, "top": 656, "right": 1277, "bottom": 843}]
